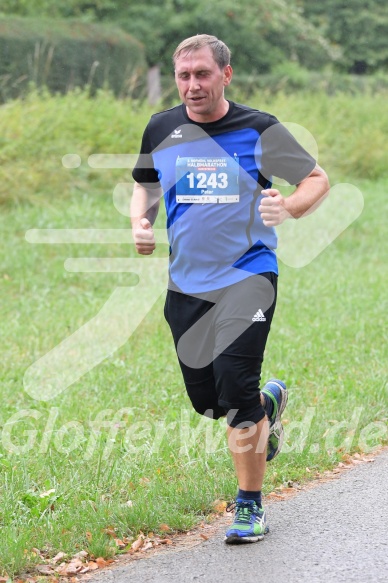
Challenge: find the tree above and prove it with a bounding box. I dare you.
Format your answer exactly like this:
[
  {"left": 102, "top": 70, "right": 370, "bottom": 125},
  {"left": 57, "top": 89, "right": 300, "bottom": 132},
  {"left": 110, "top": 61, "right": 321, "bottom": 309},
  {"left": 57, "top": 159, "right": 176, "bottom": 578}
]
[
  {"left": 1, "top": 0, "right": 339, "bottom": 75},
  {"left": 300, "top": 0, "right": 388, "bottom": 73},
  {"left": 116, "top": 0, "right": 337, "bottom": 75}
]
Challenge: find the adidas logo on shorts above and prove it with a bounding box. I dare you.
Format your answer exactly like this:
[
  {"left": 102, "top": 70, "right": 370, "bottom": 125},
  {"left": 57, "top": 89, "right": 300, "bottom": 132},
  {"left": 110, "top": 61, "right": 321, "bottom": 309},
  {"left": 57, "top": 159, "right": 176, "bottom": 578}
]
[{"left": 252, "top": 309, "right": 266, "bottom": 322}]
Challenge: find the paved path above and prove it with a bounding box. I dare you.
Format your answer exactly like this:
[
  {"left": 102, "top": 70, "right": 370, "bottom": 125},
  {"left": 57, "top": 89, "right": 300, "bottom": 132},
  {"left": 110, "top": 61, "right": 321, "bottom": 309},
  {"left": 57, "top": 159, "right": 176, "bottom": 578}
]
[{"left": 88, "top": 450, "right": 388, "bottom": 583}]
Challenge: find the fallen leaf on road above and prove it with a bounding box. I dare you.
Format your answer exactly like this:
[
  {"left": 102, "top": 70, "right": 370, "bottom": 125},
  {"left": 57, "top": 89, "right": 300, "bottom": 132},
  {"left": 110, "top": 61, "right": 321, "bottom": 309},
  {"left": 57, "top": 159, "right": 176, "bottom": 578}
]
[
  {"left": 56, "top": 558, "right": 84, "bottom": 576},
  {"left": 73, "top": 550, "right": 88, "bottom": 559},
  {"left": 131, "top": 534, "right": 144, "bottom": 552},
  {"left": 31, "top": 548, "right": 43, "bottom": 556},
  {"left": 51, "top": 551, "right": 66, "bottom": 564},
  {"left": 36, "top": 565, "right": 55, "bottom": 575},
  {"left": 213, "top": 499, "right": 227, "bottom": 513},
  {"left": 87, "top": 561, "right": 99, "bottom": 571},
  {"left": 103, "top": 527, "right": 116, "bottom": 537},
  {"left": 341, "top": 454, "right": 352, "bottom": 463}
]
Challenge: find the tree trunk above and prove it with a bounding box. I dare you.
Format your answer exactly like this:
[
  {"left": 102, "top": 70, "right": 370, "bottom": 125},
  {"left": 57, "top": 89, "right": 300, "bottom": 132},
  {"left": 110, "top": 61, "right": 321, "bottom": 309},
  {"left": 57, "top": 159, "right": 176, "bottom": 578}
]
[{"left": 147, "top": 65, "right": 161, "bottom": 105}]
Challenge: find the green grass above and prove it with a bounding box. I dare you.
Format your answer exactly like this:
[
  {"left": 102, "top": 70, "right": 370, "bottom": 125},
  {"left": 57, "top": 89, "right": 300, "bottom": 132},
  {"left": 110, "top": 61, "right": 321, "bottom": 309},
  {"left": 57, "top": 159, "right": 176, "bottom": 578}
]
[
  {"left": 0, "top": 90, "right": 387, "bottom": 577},
  {"left": 0, "top": 89, "right": 387, "bottom": 207}
]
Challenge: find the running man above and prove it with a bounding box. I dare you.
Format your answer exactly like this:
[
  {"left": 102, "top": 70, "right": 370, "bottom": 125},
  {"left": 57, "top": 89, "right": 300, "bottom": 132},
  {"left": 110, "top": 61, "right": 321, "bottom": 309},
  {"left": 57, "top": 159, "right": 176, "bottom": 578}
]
[{"left": 131, "top": 34, "right": 329, "bottom": 543}]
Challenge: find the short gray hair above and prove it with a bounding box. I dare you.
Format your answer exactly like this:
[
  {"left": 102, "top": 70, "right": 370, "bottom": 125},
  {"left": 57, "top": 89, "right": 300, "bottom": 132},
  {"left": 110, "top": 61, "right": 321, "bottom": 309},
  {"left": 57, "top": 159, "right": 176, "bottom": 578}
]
[{"left": 173, "top": 34, "right": 231, "bottom": 70}]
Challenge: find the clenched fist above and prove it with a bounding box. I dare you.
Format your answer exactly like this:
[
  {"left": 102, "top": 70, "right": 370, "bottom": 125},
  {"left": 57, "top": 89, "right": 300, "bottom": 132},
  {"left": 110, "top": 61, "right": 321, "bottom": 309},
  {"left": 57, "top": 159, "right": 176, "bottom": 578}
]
[
  {"left": 132, "top": 218, "right": 156, "bottom": 255},
  {"left": 259, "top": 189, "right": 291, "bottom": 227}
]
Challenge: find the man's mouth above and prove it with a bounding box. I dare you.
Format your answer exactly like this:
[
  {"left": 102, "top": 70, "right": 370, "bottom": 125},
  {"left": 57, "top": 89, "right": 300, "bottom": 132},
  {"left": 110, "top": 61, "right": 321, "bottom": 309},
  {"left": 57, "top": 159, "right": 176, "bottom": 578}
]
[{"left": 189, "top": 96, "right": 205, "bottom": 102}]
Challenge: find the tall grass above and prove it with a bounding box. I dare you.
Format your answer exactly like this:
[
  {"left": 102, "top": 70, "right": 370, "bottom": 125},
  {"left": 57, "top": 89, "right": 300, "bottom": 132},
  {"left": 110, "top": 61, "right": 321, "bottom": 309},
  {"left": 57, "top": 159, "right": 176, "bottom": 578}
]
[
  {"left": 0, "top": 88, "right": 387, "bottom": 207},
  {"left": 0, "top": 87, "right": 150, "bottom": 205}
]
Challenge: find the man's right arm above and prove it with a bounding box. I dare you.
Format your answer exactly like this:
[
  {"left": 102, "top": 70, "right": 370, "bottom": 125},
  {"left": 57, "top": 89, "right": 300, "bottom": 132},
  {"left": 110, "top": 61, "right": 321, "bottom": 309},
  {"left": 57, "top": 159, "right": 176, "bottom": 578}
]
[{"left": 131, "top": 182, "right": 162, "bottom": 255}]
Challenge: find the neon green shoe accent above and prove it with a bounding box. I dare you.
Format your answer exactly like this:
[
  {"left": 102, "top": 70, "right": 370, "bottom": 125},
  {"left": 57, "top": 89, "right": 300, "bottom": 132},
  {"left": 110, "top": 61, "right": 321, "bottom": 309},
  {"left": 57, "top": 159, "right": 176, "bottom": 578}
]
[{"left": 225, "top": 499, "right": 269, "bottom": 544}]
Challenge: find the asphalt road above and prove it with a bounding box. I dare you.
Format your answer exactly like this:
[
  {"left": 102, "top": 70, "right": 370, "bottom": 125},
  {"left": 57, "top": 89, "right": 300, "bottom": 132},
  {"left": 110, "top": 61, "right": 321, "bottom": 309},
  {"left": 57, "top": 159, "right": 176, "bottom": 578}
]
[{"left": 88, "top": 450, "right": 388, "bottom": 583}]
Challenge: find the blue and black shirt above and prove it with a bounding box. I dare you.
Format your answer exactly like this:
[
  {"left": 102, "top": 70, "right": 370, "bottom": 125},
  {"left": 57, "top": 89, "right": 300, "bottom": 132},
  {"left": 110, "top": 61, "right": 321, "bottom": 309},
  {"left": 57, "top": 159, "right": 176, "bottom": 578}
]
[{"left": 132, "top": 101, "right": 315, "bottom": 293}]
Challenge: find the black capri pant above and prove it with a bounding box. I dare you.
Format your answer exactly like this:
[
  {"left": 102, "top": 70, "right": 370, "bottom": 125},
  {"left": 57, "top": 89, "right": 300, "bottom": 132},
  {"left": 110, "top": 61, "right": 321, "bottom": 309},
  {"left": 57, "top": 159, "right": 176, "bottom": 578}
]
[{"left": 164, "top": 272, "right": 277, "bottom": 427}]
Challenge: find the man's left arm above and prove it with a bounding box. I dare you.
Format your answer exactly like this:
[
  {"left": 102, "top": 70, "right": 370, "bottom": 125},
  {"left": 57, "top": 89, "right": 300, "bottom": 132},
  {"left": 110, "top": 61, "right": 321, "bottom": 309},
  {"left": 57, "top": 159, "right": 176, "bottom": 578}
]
[{"left": 258, "top": 164, "right": 329, "bottom": 227}]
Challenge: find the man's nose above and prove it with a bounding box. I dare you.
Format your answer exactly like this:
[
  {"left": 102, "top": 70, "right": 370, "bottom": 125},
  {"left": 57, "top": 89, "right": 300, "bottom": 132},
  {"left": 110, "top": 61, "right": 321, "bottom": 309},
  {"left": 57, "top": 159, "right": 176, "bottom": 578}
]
[{"left": 189, "top": 76, "right": 201, "bottom": 91}]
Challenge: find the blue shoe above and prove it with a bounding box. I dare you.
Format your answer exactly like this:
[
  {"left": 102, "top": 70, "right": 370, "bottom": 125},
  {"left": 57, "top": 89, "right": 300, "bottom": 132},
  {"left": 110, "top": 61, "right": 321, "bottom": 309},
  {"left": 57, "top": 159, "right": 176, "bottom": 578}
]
[
  {"left": 225, "top": 499, "right": 269, "bottom": 544},
  {"left": 262, "top": 379, "right": 288, "bottom": 461}
]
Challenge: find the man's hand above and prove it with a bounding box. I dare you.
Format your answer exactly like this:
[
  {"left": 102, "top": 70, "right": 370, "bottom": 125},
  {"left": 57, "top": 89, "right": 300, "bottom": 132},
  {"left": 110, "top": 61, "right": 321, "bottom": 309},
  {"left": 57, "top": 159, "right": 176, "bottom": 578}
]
[
  {"left": 259, "top": 189, "right": 291, "bottom": 227},
  {"left": 259, "top": 167, "right": 330, "bottom": 226},
  {"left": 132, "top": 218, "right": 156, "bottom": 255}
]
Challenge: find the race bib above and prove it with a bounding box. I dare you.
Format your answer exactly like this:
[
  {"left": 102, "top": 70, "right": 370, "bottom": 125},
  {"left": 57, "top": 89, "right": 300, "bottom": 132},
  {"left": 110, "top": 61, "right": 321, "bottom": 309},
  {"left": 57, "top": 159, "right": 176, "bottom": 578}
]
[{"left": 176, "top": 156, "right": 239, "bottom": 203}]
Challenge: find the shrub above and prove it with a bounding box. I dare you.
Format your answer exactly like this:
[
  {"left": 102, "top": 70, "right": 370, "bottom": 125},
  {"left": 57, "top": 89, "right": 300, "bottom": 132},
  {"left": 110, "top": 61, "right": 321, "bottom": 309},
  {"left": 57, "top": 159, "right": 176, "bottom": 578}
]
[{"left": 0, "top": 16, "right": 146, "bottom": 102}]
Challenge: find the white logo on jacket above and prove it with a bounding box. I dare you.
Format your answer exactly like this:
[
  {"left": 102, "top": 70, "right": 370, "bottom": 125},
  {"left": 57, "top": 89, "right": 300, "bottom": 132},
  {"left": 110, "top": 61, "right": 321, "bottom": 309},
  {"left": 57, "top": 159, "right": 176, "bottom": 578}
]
[{"left": 171, "top": 129, "right": 183, "bottom": 139}]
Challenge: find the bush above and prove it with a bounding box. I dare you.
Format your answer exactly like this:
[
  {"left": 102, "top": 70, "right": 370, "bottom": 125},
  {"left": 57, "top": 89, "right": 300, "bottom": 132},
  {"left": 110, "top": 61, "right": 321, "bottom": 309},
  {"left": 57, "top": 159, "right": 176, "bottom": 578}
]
[
  {"left": 0, "top": 88, "right": 387, "bottom": 206},
  {"left": 0, "top": 88, "right": 151, "bottom": 205},
  {"left": 251, "top": 91, "right": 388, "bottom": 182},
  {"left": 190, "top": 69, "right": 388, "bottom": 100},
  {"left": 0, "top": 16, "right": 146, "bottom": 102}
]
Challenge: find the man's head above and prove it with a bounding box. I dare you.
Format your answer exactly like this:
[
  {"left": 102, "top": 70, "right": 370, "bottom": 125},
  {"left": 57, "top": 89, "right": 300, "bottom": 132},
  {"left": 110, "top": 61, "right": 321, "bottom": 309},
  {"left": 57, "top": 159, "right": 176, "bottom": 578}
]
[
  {"left": 173, "top": 34, "right": 231, "bottom": 71},
  {"left": 173, "top": 35, "right": 233, "bottom": 123}
]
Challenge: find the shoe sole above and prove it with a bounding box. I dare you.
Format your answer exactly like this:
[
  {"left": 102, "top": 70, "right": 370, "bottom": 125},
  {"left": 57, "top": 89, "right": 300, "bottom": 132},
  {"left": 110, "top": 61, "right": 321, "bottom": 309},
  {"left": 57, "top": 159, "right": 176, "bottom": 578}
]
[
  {"left": 267, "top": 420, "right": 284, "bottom": 461},
  {"left": 267, "top": 379, "right": 288, "bottom": 424},
  {"left": 265, "top": 379, "right": 288, "bottom": 461},
  {"left": 224, "top": 527, "right": 269, "bottom": 544}
]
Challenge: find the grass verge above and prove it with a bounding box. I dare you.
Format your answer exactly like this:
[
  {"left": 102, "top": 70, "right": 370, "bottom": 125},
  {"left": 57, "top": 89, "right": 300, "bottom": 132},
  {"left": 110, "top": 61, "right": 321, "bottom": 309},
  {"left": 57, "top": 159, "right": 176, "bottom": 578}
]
[{"left": 0, "top": 90, "right": 387, "bottom": 577}]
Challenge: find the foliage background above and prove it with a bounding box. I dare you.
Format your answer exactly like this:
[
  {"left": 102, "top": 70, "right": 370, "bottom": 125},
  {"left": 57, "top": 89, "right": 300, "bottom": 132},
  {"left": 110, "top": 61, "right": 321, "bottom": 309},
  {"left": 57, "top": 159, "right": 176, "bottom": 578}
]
[{"left": 1, "top": 0, "right": 388, "bottom": 77}]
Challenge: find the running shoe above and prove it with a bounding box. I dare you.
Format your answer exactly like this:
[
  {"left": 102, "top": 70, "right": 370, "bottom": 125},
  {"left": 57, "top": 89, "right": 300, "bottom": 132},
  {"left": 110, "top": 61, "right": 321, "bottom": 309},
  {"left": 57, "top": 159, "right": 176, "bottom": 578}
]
[
  {"left": 224, "top": 499, "right": 269, "bottom": 544},
  {"left": 262, "top": 379, "right": 288, "bottom": 461}
]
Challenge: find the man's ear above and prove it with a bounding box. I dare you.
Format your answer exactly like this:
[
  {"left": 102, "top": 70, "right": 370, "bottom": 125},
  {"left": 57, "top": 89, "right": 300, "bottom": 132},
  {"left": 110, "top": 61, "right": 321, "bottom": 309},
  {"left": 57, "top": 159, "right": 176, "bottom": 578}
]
[{"left": 224, "top": 65, "right": 233, "bottom": 86}]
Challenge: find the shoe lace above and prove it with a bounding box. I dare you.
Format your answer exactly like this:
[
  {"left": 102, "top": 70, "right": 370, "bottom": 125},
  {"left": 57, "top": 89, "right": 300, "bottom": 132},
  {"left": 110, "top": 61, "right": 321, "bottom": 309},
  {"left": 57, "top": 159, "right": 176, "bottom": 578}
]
[{"left": 226, "top": 500, "right": 256, "bottom": 524}]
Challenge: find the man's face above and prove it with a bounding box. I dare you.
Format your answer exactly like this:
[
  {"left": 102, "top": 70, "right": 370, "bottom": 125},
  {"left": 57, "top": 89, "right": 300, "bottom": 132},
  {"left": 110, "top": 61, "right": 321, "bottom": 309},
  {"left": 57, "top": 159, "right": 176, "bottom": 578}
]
[{"left": 174, "top": 46, "right": 233, "bottom": 123}]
